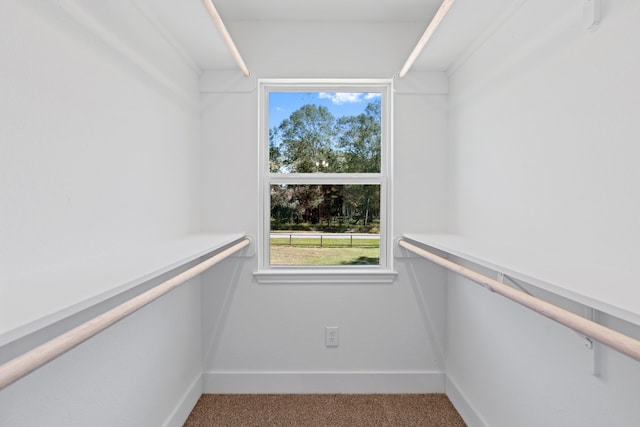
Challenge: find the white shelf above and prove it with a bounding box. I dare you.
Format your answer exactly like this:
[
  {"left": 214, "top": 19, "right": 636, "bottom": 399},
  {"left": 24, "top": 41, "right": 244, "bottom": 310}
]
[
  {"left": 0, "top": 233, "right": 247, "bottom": 347},
  {"left": 402, "top": 233, "right": 640, "bottom": 327}
]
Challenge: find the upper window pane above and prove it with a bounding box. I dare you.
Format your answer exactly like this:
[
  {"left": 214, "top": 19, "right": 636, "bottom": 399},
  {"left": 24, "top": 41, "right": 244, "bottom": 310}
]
[{"left": 269, "top": 92, "right": 381, "bottom": 174}]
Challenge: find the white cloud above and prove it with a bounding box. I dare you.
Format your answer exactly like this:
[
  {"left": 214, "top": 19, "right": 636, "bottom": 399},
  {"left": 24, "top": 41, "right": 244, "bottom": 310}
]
[{"left": 318, "top": 92, "right": 379, "bottom": 105}]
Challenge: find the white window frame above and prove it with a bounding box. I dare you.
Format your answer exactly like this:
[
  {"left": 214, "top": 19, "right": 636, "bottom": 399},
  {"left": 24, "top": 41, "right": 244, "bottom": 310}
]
[{"left": 254, "top": 79, "right": 396, "bottom": 285}]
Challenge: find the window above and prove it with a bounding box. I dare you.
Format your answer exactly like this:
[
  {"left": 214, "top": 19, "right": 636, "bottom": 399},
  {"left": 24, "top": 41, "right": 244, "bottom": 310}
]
[{"left": 257, "top": 80, "right": 395, "bottom": 284}]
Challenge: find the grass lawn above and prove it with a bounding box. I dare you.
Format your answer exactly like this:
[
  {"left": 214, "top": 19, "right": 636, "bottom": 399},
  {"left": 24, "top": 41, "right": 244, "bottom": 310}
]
[{"left": 270, "top": 245, "right": 380, "bottom": 265}]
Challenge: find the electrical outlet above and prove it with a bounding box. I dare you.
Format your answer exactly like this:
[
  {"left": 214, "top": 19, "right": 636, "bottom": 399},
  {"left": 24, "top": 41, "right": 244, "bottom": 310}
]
[{"left": 326, "top": 326, "right": 339, "bottom": 347}]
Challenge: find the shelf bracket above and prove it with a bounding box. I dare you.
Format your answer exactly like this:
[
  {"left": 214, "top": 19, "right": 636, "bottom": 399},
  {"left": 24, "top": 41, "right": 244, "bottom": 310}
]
[{"left": 584, "top": 306, "right": 601, "bottom": 377}]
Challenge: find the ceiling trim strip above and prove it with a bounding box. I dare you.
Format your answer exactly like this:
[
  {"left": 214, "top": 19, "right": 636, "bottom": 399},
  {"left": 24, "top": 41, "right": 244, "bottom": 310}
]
[
  {"left": 202, "top": 0, "right": 250, "bottom": 77},
  {"left": 398, "top": 0, "right": 456, "bottom": 78}
]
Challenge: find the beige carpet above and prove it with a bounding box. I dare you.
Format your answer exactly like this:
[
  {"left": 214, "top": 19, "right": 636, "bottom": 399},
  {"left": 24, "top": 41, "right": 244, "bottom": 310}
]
[{"left": 184, "top": 394, "right": 467, "bottom": 426}]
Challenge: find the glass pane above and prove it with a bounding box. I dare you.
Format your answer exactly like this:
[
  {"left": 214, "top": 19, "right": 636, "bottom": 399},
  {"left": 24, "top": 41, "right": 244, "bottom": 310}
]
[
  {"left": 269, "top": 92, "right": 381, "bottom": 173},
  {"left": 270, "top": 184, "right": 381, "bottom": 266}
]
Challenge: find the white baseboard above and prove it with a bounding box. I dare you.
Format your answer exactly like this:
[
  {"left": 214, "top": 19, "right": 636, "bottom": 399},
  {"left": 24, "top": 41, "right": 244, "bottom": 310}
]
[
  {"left": 446, "top": 376, "right": 489, "bottom": 427},
  {"left": 164, "top": 375, "right": 203, "bottom": 427},
  {"left": 202, "top": 371, "right": 445, "bottom": 394}
]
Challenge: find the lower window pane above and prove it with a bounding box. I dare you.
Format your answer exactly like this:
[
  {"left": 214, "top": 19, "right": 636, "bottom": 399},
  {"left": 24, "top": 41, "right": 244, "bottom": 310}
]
[{"left": 270, "top": 184, "right": 380, "bottom": 266}]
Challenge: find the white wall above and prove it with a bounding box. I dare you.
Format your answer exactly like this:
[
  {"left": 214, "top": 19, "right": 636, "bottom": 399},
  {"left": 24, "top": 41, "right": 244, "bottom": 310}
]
[
  {"left": 199, "top": 50, "right": 450, "bottom": 390},
  {"left": 448, "top": 0, "right": 640, "bottom": 268},
  {"left": 0, "top": 0, "right": 202, "bottom": 279},
  {"left": 0, "top": 278, "right": 203, "bottom": 427},
  {"left": 0, "top": 1, "right": 203, "bottom": 425},
  {"left": 446, "top": 1, "right": 640, "bottom": 425}
]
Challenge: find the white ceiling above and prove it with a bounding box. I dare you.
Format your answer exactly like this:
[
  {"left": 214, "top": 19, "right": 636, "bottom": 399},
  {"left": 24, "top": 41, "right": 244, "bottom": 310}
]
[
  {"left": 135, "top": 0, "right": 520, "bottom": 74},
  {"left": 212, "top": 0, "right": 441, "bottom": 22}
]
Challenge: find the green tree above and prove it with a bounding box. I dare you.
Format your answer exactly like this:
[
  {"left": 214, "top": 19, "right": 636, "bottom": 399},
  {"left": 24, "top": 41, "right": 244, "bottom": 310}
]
[
  {"left": 343, "top": 184, "right": 380, "bottom": 228},
  {"left": 269, "top": 127, "right": 284, "bottom": 173},
  {"left": 276, "top": 104, "right": 337, "bottom": 173},
  {"left": 335, "top": 99, "right": 381, "bottom": 173}
]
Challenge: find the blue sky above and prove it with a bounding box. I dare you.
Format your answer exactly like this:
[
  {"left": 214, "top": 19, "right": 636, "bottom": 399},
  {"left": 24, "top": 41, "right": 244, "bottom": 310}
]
[{"left": 269, "top": 92, "right": 381, "bottom": 129}]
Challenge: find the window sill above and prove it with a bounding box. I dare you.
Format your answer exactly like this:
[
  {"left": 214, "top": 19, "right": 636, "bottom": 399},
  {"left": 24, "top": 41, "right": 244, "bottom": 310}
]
[{"left": 253, "top": 268, "right": 397, "bottom": 285}]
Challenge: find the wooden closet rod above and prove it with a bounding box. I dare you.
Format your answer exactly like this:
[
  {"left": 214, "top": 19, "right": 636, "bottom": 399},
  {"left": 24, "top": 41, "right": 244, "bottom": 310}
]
[
  {"left": 398, "top": 239, "right": 640, "bottom": 362},
  {"left": 0, "top": 237, "right": 250, "bottom": 391}
]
